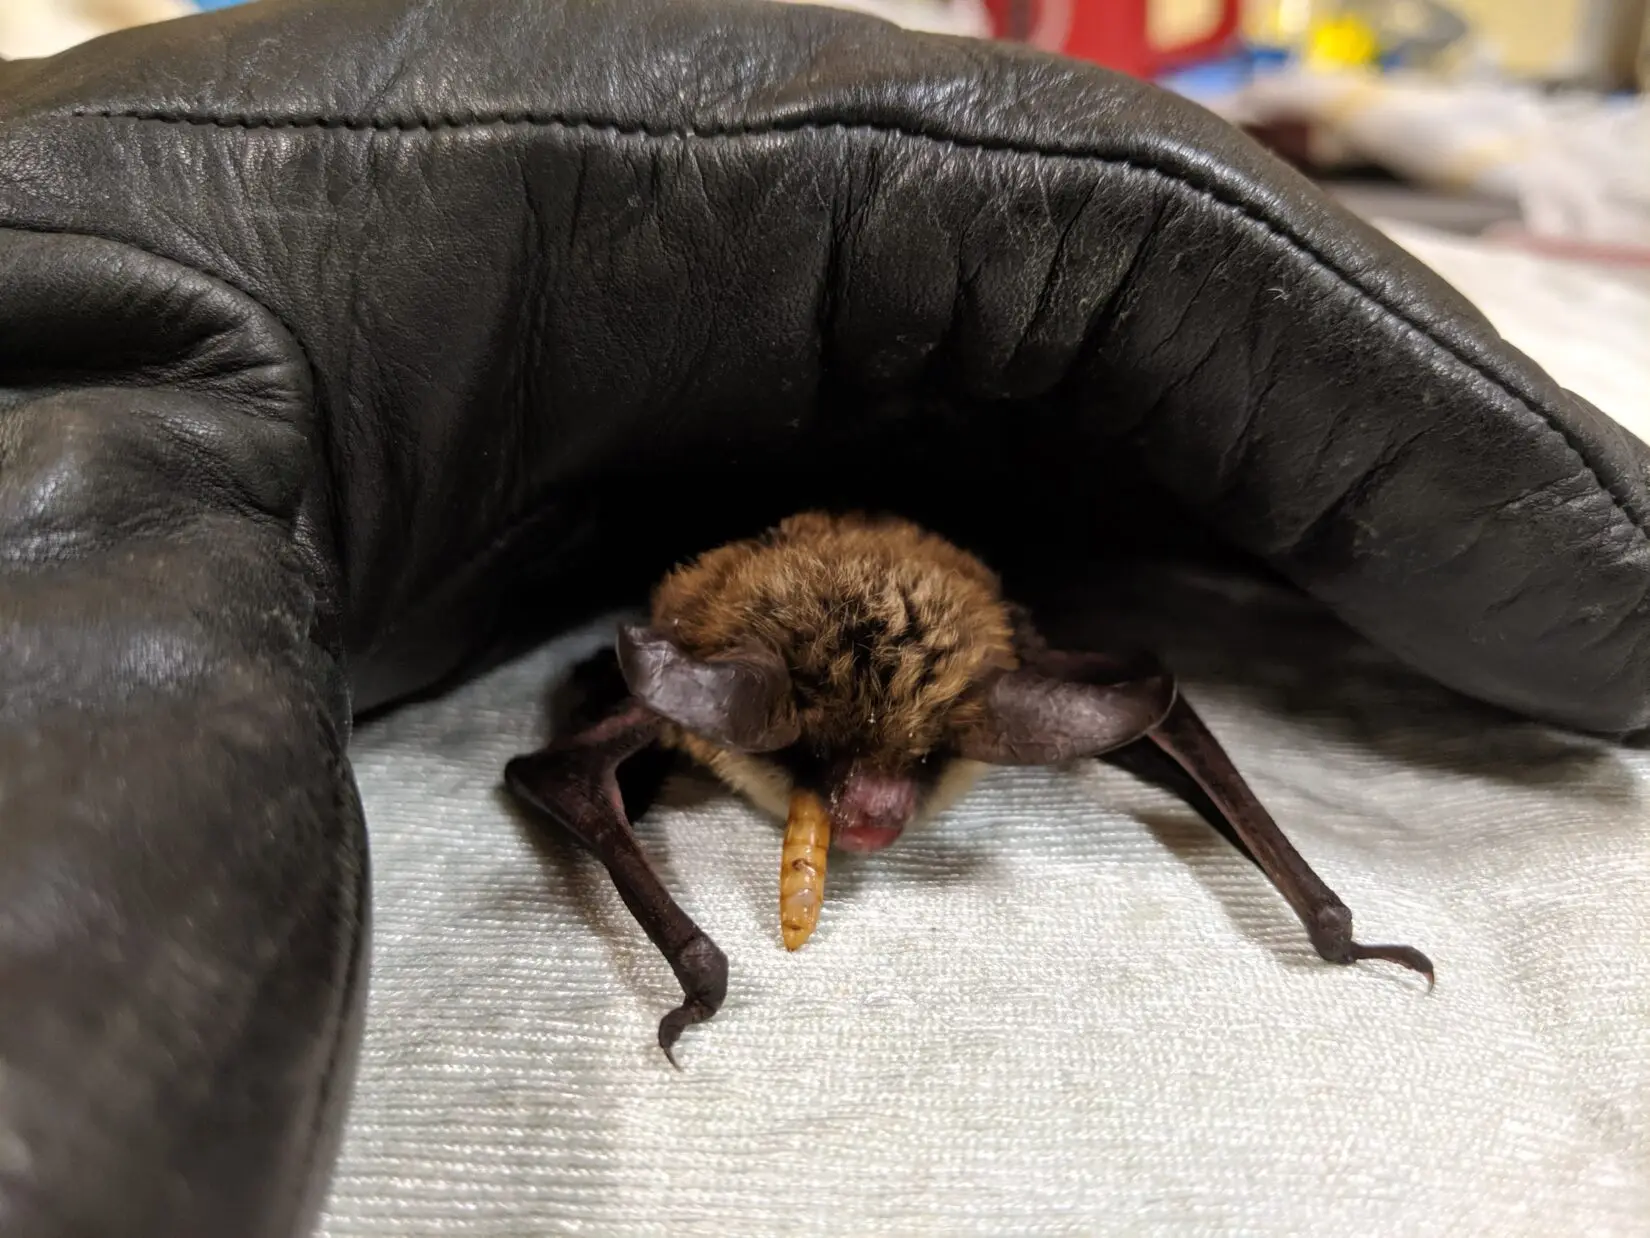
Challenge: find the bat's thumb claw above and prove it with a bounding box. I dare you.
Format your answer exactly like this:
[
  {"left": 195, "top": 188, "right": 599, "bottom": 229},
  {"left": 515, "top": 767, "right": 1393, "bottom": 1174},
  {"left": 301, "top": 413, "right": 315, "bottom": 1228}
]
[
  {"left": 655, "top": 933, "right": 728, "bottom": 1066},
  {"left": 657, "top": 996, "right": 717, "bottom": 1066},
  {"left": 1349, "top": 941, "right": 1435, "bottom": 988}
]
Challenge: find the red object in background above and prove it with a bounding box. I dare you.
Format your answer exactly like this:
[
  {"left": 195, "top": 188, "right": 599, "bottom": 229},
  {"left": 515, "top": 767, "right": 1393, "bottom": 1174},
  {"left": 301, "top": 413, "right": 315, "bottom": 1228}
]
[{"left": 983, "top": 0, "right": 1242, "bottom": 79}]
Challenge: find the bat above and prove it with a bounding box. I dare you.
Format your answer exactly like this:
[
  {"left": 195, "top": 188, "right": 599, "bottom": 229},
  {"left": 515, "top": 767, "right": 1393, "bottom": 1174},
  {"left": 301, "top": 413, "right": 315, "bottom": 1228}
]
[{"left": 504, "top": 511, "right": 1433, "bottom": 1063}]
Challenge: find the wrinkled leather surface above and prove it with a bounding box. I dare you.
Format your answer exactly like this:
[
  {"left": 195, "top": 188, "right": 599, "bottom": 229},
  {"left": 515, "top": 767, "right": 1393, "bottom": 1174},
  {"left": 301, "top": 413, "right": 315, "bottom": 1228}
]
[{"left": 0, "top": 0, "right": 1645, "bottom": 1234}]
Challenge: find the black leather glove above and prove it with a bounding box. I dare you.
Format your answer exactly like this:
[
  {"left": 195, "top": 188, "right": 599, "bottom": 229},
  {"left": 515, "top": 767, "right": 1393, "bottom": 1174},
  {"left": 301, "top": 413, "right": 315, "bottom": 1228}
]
[{"left": 2, "top": 0, "right": 1645, "bottom": 1234}]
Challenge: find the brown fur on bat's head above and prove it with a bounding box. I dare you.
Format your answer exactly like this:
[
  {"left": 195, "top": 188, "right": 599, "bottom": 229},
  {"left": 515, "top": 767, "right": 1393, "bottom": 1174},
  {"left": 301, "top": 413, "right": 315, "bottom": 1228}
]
[{"left": 627, "top": 511, "right": 1022, "bottom": 851}]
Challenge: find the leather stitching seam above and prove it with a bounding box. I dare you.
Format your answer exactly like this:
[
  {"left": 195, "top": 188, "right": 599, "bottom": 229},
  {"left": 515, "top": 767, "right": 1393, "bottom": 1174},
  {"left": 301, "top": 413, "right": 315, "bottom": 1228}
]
[{"left": 61, "top": 106, "right": 1650, "bottom": 549}]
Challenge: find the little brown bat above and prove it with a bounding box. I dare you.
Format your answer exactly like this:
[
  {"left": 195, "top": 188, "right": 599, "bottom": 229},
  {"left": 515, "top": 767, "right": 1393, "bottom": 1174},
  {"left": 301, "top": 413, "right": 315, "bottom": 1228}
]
[{"left": 504, "top": 511, "right": 1433, "bottom": 1062}]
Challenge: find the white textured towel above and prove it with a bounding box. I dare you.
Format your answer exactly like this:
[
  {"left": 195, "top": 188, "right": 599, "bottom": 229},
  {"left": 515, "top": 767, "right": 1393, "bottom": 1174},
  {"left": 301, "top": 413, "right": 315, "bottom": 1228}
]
[{"left": 319, "top": 224, "right": 1650, "bottom": 1237}]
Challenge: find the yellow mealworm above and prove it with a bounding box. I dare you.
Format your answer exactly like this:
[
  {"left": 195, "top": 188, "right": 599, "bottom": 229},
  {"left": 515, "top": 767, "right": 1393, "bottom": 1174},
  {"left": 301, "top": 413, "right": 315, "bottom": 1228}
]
[{"left": 779, "top": 788, "right": 830, "bottom": 950}]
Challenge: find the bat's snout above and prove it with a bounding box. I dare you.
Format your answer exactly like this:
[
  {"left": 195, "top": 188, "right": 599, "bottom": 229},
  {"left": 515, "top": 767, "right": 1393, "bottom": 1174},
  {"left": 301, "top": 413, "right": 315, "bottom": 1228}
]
[{"left": 828, "top": 766, "right": 917, "bottom": 853}]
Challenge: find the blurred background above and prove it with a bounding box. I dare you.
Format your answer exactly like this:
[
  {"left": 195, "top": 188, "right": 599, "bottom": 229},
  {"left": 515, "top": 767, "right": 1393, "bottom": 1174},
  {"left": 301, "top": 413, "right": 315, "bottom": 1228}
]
[{"left": 5, "top": 0, "right": 1646, "bottom": 262}]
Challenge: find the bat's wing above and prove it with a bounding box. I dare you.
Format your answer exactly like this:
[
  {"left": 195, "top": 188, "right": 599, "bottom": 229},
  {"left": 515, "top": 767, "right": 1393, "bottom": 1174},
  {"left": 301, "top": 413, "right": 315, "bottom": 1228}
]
[
  {"left": 505, "top": 703, "right": 728, "bottom": 1062},
  {"left": 968, "top": 645, "right": 1433, "bottom": 983},
  {"left": 1141, "top": 694, "right": 1434, "bottom": 982}
]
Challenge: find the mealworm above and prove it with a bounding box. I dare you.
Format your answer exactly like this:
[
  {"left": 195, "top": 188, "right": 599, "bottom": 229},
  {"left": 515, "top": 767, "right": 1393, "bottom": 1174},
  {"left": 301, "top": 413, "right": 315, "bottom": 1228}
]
[{"left": 780, "top": 788, "right": 830, "bottom": 949}]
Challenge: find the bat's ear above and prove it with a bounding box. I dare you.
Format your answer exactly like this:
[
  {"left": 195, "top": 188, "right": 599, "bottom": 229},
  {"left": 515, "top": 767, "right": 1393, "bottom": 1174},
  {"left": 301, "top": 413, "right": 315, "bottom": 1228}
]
[
  {"left": 957, "top": 651, "right": 1178, "bottom": 766},
  {"left": 616, "top": 624, "right": 801, "bottom": 753}
]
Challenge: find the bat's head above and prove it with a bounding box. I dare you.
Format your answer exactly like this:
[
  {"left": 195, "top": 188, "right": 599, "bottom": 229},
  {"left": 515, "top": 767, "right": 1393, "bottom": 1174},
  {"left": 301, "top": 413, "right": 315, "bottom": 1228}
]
[{"left": 619, "top": 512, "right": 1023, "bottom": 852}]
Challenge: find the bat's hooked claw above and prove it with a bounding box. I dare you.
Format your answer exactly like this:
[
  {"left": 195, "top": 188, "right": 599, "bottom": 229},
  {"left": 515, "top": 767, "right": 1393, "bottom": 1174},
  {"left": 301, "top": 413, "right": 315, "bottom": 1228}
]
[
  {"left": 660, "top": 1000, "right": 716, "bottom": 1068},
  {"left": 1299, "top": 869, "right": 1435, "bottom": 987},
  {"left": 1345, "top": 942, "right": 1436, "bottom": 989}
]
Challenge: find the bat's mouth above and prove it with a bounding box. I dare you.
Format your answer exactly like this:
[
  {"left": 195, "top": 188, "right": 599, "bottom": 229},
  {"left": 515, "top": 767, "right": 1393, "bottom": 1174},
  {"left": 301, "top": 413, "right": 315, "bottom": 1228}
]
[
  {"left": 827, "top": 766, "right": 917, "bottom": 853},
  {"left": 832, "top": 822, "right": 904, "bottom": 852}
]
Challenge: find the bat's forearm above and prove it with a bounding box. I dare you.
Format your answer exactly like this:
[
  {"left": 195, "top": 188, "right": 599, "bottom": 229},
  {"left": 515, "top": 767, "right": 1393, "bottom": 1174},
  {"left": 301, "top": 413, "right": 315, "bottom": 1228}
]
[
  {"left": 1145, "top": 696, "right": 1434, "bottom": 984},
  {"left": 504, "top": 703, "right": 730, "bottom": 1063}
]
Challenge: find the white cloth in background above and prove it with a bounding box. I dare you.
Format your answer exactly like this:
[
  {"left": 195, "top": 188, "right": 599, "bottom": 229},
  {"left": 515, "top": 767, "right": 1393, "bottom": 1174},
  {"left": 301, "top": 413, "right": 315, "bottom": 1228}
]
[
  {"left": 319, "top": 224, "right": 1650, "bottom": 1237},
  {"left": 1228, "top": 75, "right": 1650, "bottom": 253},
  {"left": 0, "top": 0, "right": 195, "bottom": 61},
  {"left": 1377, "top": 219, "right": 1650, "bottom": 444}
]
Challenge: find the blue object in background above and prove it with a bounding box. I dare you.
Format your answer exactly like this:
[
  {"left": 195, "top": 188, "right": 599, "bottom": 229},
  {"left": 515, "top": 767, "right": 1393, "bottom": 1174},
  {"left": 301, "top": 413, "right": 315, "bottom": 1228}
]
[
  {"left": 1156, "top": 53, "right": 1255, "bottom": 103},
  {"left": 191, "top": 0, "right": 254, "bottom": 10}
]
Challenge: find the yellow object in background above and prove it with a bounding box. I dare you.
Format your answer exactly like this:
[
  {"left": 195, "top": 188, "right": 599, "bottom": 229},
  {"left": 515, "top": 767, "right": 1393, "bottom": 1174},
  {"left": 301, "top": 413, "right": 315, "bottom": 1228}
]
[
  {"left": 1242, "top": 1, "right": 1381, "bottom": 67},
  {"left": 1238, "top": 2, "right": 1384, "bottom": 70},
  {"left": 1242, "top": 0, "right": 1649, "bottom": 87},
  {"left": 1304, "top": 12, "right": 1382, "bottom": 67}
]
